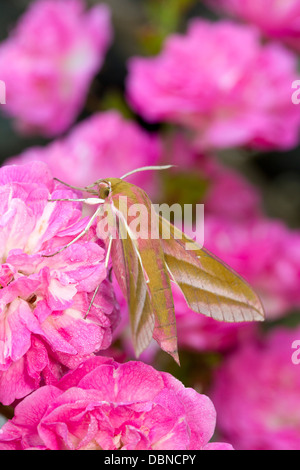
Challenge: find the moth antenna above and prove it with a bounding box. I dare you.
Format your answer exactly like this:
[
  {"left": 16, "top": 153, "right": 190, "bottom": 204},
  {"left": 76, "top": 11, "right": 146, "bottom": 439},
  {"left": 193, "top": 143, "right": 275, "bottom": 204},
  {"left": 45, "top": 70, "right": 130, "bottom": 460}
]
[
  {"left": 120, "top": 165, "right": 177, "bottom": 180},
  {"left": 53, "top": 177, "right": 90, "bottom": 191},
  {"left": 53, "top": 177, "right": 99, "bottom": 193},
  {"left": 48, "top": 198, "right": 90, "bottom": 203}
]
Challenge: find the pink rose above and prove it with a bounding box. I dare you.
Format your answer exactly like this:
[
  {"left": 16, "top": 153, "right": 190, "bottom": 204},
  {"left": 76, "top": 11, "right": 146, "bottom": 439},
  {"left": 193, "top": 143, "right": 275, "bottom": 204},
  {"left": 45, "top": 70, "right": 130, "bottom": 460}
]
[
  {"left": 8, "top": 110, "right": 161, "bottom": 197},
  {"left": 0, "top": 162, "right": 119, "bottom": 405},
  {"left": 127, "top": 20, "right": 300, "bottom": 151},
  {"left": 211, "top": 326, "right": 300, "bottom": 450},
  {"left": 0, "top": 0, "right": 112, "bottom": 136},
  {"left": 0, "top": 357, "right": 233, "bottom": 450},
  {"left": 207, "top": 0, "right": 300, "bottom": 51}
]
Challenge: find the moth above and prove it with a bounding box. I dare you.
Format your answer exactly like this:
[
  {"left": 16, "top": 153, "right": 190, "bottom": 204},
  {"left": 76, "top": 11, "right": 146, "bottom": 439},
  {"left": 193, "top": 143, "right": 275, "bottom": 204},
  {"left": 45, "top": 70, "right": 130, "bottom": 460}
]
[{"left": 46, "top": 166, "right": 265, "bottom": 364}]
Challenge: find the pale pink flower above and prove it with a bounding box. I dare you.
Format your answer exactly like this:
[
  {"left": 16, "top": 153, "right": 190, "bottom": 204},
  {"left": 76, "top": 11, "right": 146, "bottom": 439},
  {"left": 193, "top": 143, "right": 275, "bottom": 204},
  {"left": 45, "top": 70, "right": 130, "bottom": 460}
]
[
  {"left": 127, "top": 20, "right": 300, "bottom": 151},
  {"left": 0, "top": 162, "right": 119, "bottom": 405},
  {"left": 9, "top": 111, "right": 161, "bottom": 196},
  {"left": 208, "top": 0, "right": 300, "bottom": 51},
  {"left": 0, "top": 356, "right": 233, "bottom": 450},
  {"left": 204, "top": 215, "right": 300, "bottom": 318},
  {"left": 0, "top": 0, "right": 112, "bottom": 137},
  {"left": 211, "top": 326, "right": 300, "bottom": 450}
]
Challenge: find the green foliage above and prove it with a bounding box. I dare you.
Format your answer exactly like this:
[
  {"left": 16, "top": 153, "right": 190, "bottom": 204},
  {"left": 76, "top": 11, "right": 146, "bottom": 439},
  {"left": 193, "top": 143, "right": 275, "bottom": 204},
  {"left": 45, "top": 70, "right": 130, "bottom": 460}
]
[
  {"left": 138, "top": 0, "right": 197, "bottom": 54},
  {"left": 161, "top": 170, "right": 210, "bottom": 208},
  {"left": 99, "top": 88, "right": 135, "bottom": 119}
]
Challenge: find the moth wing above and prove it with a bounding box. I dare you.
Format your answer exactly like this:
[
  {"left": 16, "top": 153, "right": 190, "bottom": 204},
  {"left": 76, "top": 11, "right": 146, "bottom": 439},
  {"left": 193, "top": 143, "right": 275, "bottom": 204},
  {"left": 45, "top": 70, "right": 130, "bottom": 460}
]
[
  {"left": 159, "top": 216, "right": 265, "bottom": 323},
  {"left": 110, "top": 212, "right": 155, "bottom": 357},
  {"left": 134, "top": 230, "right": 179, "bottom": 364},
  {"left": 109, "top": 183, "right": 179, "bottom": 363}
]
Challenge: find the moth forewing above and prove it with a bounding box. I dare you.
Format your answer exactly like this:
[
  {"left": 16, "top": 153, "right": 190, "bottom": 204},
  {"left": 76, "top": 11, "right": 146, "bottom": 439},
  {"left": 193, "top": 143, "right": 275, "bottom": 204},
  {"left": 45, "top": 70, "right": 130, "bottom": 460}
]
[
  {"left": 159, "top": 215, "right": 265, "bottom": 323},
  {"left": 111, "top": 213, "right": 155, "bottom": 356},
  {"left": 108, "top": 179, "right": 179, "bottom": 363}
]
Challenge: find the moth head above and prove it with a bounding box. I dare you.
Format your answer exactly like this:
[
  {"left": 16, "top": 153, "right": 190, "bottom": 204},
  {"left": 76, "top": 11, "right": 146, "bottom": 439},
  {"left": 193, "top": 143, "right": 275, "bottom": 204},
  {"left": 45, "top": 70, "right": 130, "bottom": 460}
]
[{"left": 97, "top": 181, "right": 111, "bottom": 199}]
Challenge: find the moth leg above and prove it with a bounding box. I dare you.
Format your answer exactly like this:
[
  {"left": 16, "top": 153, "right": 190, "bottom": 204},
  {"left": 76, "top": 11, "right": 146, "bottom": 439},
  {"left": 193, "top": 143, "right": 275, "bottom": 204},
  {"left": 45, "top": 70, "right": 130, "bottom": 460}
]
[
  {"left": 48, "top": 197, "right": 105, "bottom": 205},
  {"left": 43, "top": 204, "right": 104, "bottom": 258},
  {"left": 48, "top": 198, "right": 92, "bottom": 203},
  {"left": 84, "top": 283, "right": 101, "bottom": 319},
  {"left": 105, "top": 235, "right": 113, "bottom": 269},
  {"left": 85, "top": 235, "right": 113, "bottom": 319}
]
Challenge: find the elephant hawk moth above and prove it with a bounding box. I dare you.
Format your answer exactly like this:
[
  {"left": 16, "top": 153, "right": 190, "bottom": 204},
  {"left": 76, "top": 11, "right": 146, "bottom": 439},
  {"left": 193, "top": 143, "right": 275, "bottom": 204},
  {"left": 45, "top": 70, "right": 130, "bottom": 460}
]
[{"left": 46, "top": 166, "right": 265, "bottom": 364}]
